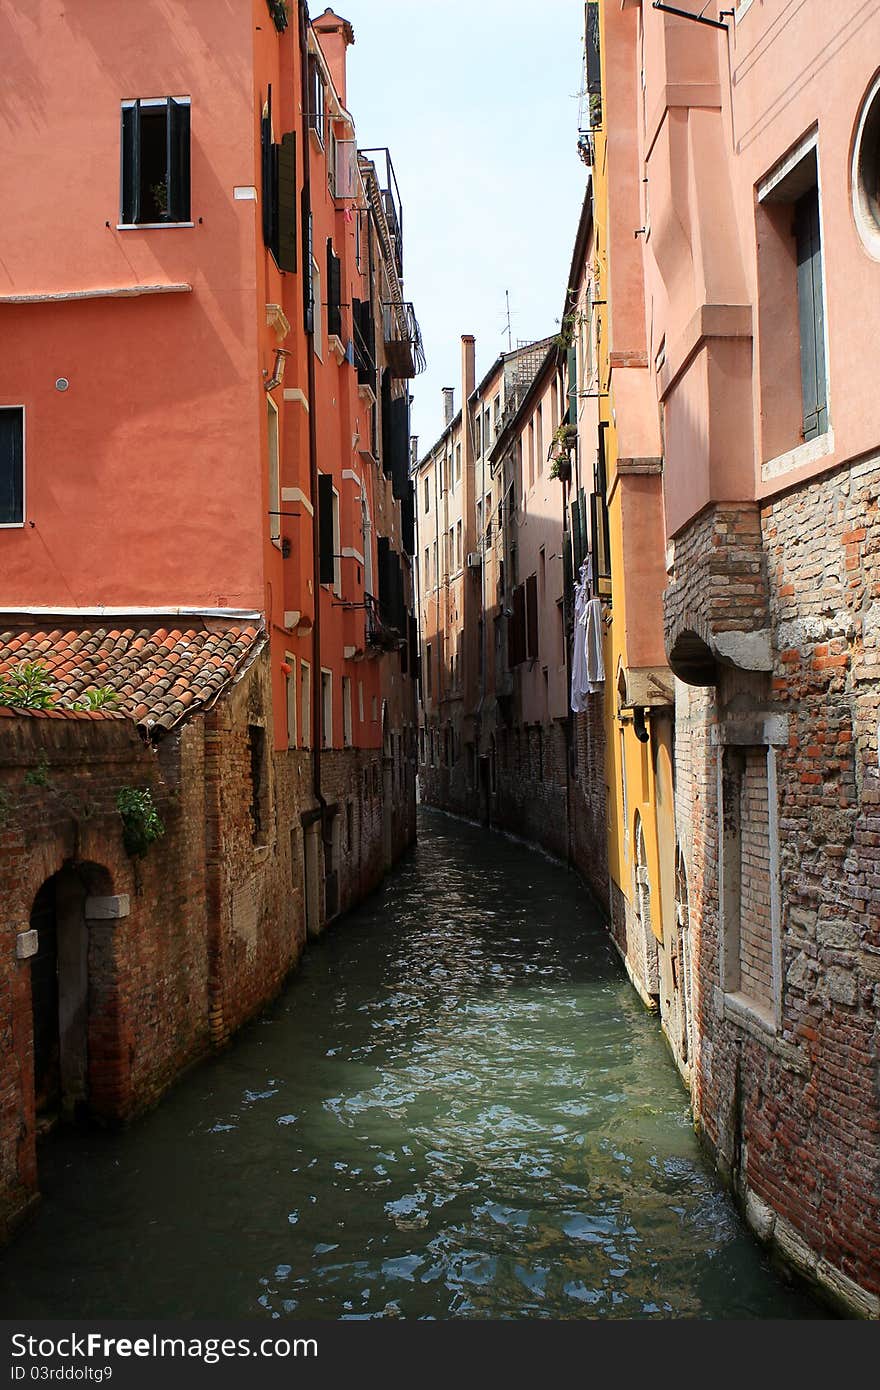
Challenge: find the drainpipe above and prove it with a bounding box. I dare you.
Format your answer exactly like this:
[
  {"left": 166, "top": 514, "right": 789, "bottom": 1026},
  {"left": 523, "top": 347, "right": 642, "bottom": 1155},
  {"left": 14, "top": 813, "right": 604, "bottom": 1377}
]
[{"left": 298, "top": 0, "right": 327, "bottom": 832}]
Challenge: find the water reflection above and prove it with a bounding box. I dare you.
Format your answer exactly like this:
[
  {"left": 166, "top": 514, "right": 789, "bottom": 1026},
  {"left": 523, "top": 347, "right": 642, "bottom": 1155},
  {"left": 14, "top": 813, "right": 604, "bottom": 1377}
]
[{"left": 0, "top": 810, "right": 823, "bottom": 1319}]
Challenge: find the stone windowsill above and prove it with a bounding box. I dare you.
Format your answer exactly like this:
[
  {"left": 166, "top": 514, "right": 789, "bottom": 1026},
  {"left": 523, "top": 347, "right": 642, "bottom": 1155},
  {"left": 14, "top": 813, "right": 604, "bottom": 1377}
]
[{"left": 714, "top": 986, "right": 809, "bottom": 1074}]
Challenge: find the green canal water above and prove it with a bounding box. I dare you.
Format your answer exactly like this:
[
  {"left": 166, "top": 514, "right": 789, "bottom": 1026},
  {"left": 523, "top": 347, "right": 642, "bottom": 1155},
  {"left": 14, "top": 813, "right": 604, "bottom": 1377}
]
[{"left": 0, "top": 809, "right": 824, "bottom": 1319}]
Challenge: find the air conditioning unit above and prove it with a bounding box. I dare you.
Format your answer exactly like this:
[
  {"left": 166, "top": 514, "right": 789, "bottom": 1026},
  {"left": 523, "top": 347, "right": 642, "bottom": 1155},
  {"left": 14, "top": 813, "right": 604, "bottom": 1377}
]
[{"left": 467, "top": 551, "right": 482, "bottom": 568}]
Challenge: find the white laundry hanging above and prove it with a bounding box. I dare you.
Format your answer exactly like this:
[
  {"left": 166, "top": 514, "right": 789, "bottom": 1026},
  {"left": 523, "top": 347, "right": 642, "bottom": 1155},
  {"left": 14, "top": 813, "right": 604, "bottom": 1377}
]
[{"left": 570, "top": 560, "right": 604, "bottom": 712}]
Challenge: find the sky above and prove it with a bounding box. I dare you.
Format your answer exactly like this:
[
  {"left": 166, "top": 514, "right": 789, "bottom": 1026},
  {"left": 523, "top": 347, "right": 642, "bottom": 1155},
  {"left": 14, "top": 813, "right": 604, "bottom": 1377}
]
[{"left": 341, "top": 0, "right": 589, "bottom": 452}]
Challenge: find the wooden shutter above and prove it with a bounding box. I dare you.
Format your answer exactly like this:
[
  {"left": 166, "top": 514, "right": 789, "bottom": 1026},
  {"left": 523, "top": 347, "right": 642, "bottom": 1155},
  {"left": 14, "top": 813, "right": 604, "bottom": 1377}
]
[
  {"left": 526, "top": 574, "right": 539, "bottom": 661},
  {"left": 167, "top": 98, "right": 191, "bottom": 222},
  {"left": 795, "top": 187, "right": 828, "bottom": 441},
  {"left": 567, "top": 345, "right": 577, "bottom": 426},
  {"left": 401, "top": 483, "right": 416, "bottom": 556},
  {"left": 121, "top": 102, "right": 141, "bottom": 224},
  {"left": 317, "top": 474, "right": 335, "bottom": 585},
  {"left": 509, "top": 583, "right": 526, "bottom": 666},
  {"left": 302, "top": 202, "right": 314, "bottom": 332},
  {"left": 276, "top": 133, "right": 297, "bottom": 272},
  {"left": 327, "top": 241, "right": 342, "bottom": 337},
  {"left": 381, "top": 369, "right": 393, "bottom": 477},
  {"left": 261, "top": 88, "right": 275, "bottom": 250},
  {"left": 0, "top": 408, "right": 24, "bottom": 525},
  {"left": 390, "top": 394, "right": 409, "bottom": 500}
]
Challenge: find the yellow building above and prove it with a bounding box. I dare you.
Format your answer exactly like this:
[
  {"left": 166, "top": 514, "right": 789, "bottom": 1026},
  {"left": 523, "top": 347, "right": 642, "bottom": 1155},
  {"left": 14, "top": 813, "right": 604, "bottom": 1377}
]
[{"left": 583, "top": 1, "right": 688, "bottom": 1077}]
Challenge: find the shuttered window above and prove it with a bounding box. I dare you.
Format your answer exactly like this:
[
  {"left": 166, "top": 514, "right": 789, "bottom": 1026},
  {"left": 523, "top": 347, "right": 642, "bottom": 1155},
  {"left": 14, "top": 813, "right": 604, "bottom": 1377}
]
[
  {"left": 302, "top": 204, "right": 314, "bottom": 332},
  {"left": 326, "top": 240, "right": 342, "bottom": 337},
  {"left": 795, "top": 187, "right": 828, "bottom": 441},
  {"left": 0, "top": 408, "right": 24, "bottom": 526},
  {"left": 121, "top": 97, "right": 190, "bottom": 225},
  {"left": 526, "top": 574, "right": 539, "bottom": 661},
  {"left": 509, "top": 583, "right": 526, "bottom": 667},
  {"left": 276, "top": 133, "right": 297, "bottom": 272},
  {"left": 317, "top": 474, "right": 335, "bottom": 585}
]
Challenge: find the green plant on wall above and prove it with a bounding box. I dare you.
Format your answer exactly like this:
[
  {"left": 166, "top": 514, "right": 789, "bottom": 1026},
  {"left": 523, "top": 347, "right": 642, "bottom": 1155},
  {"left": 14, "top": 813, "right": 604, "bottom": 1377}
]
[
  {"left": 0, "top": 662, "right": 56, "bottom": 709},
  {"left": 66, "top": 687, "right": 120, "bottom": 711},
  {"left": 117, "top": 787, "right": 165, "bottom": 858},
  {"left": 24, "top": 751, "right": 51, "bottom": 787}
]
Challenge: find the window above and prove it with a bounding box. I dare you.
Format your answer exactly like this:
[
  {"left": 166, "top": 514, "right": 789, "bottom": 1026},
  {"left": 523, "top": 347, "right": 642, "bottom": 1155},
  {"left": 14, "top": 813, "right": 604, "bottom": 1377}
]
[
  {"left": 326, "top": 239, "right": 342, "bottom": 338},
  {"left": 267, "top": 397, "right": 280, "bottom": 542},
  {"left": 492, "top": 395, "right": 501, "bottom": 440},
  {"left": 527, "top": 419, "right": 535, "bottom": 489},
  {"left": 312, "top": 259, "right": 323, "bottom": 359},
  {"left": 424, "top": 474, "right": 430, "bottom": 511},
  {"left": 455, "top": 443, "right": 462, "bottom": 483},
  {"left": 426, "top": 643, "right": 433, "bottom": 699},
  {"left": 321, "top": 669, "right": 333, "bottom": 749},
  {"left": 424, "top": 546, "right": 431, "bottom": 589},
  {"left": 121, "top": 98, "right": 190, "bottom": 225},
  {"left": 260, "top": 87, "right": 297, "bottom": 270},
  {"left": 432, "top": 540, "right": 438, "bottom": 589},
  {"left": 536, "top": 403, "right": 544, "bottom": 475},
  {"left": 248, "top": 724, "right": 270, "bottom": 846},
  {"left": 358, "top": 681, "right": 364, "bottom": 722},
  {"left": 0, "top": 407, "right": 24, "bottom": 526},
  {"left": 301, "top": 660, "right": 311, "bottom": 748},
  {"left": 853, "top": 70, "right": 880, "bottom": 259},
  {"left": 526, "top": 573, "right": 539, "bottom": 661},
  {"left": 757, "top": 136, "right": 830, "bottom": 471},
  {"left": 342, "top": 676, "right": 352, "bottom": 747},
  {"left": 307, "top": 55, "right": 325, "bottom": 146},
  {"left": 285, "top": 655, "right": 297, "bottom": 748},
  {"left": 456, "top": 521, "right": 462, "bottom": 569},
  {"left": 474, "top": 412, "right": 482, "bottom": 456}
]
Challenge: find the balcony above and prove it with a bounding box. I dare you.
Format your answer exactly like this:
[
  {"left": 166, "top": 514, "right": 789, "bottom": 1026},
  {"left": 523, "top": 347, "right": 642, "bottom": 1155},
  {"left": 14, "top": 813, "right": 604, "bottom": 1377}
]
[
  {"left": 382, "top": 300, "right": 425, "bottom": 380},
  {"left": 359, "top": 148, "right": 404, "bottom": 277},
  {"left": 365, "top": 593, "right": 404, "bottom": 653}
]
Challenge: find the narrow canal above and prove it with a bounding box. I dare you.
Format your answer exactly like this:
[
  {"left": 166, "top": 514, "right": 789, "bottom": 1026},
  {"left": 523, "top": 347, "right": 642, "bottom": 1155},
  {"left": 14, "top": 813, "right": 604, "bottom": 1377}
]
[{"left": 0, "top": 810, "right": 823, "bottom": 1320}]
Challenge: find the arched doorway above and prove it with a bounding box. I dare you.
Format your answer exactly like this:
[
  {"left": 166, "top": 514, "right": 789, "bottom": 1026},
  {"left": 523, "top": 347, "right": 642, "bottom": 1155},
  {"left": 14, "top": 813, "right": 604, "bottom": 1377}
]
[
  {"left": 28, "top": 862, "right": 113, "bottom": 1131},
  {"left": 633, "top": 814, "right": 660, "bottom": 1004}
]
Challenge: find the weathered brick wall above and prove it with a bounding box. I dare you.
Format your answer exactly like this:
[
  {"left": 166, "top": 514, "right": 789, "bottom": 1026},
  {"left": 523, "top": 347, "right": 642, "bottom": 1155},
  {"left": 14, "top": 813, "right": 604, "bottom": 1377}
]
[
  {"left": 0, "top": 712, "right": 210, "bottom": 1238},
  {"left": 738, "top": 750, "right": 773, "bottom": 1009},
  {"left": 679, "top": 458, "right": 880, "bottom": 1314},
  {"left": 665, "top": 502, "right": 769, "bottom": 678}
]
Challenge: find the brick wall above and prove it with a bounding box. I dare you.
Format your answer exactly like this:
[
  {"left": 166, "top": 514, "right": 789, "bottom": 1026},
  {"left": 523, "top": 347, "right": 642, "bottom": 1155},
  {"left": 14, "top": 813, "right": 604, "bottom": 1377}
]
[
  {"left": 738, "top": 749, "right": 773, "bottom": 1010},
  {"left": 0, "top": 646, "right": 417, "bottom": 1242},
  {"left": 418, "top": 698, "right": 608, "bottom": 910},
  {"left": 677, "top": 458, "right": 880, "bottom": 1314}
]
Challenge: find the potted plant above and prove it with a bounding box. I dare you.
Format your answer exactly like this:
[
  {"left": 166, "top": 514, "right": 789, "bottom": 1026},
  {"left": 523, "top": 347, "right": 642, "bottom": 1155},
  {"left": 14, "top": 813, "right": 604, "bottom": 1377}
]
[{"left": 548, "top": 422, "right": 575, "bottom": 482}]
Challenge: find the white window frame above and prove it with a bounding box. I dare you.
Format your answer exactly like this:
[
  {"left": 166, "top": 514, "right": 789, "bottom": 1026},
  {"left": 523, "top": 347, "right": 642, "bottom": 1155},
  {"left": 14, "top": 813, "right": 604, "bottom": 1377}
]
[
  {"left": 342, "top": 675, "right": 353, "bottom": 747},
  {"left": 267, "top": 395, "right": 281, "bottom": 544},
  {"left": 0, "top": 404, "right": 25, "bottom": 529},
  {"left": 285, "top": 653, "right": 297, "bottom": 748},
  {"left": 300, "top": 660, "right": 311, "bottom": 749},
  {"left": 118, "top": 97, "right": 194, "bottom": 230},
  {"left": 321, "top": 668, "right": 333, "bottom": 749}
]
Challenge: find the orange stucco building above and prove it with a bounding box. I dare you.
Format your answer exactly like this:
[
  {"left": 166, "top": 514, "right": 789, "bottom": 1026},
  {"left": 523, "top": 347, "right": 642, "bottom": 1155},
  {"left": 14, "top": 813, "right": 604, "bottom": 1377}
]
[{"left": 0, "top": 1, "right": 422, "bottom": 1236}]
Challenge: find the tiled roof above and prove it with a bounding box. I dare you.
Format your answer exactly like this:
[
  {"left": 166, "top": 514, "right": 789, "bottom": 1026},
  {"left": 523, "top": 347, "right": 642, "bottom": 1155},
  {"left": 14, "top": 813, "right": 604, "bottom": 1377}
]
[{"left": 0, "top": 622, "right": 266, "bottom": 737}]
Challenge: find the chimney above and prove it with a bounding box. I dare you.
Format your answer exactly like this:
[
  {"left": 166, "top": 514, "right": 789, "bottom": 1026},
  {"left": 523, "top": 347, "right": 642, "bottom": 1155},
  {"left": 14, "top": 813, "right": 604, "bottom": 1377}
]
[
  {"left": 461, "top": 334, "right": 476, "bottom": 404},
  {"left": 442, "top": 387, "right": 454, "bottom": 425},
  {"left": 312, "top": 9, "right": 355, "bottom": 107}
]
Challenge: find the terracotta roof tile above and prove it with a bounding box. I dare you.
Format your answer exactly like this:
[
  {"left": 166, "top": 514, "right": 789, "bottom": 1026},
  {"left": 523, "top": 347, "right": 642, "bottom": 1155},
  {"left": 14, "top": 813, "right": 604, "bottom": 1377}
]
[{"left": 0, "top": 621, "right": 265, "bottom": 739}]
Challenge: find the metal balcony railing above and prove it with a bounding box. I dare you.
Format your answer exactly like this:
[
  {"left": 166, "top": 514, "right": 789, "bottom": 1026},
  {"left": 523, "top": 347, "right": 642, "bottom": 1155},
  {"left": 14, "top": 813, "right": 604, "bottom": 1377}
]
[
  {"left": 359, "top": 148, "right": 404, "bottom": 277},
  {"left": 365, "top": 593, "right": 404, "bottom": 652},
  {"left": 382, "top": 300, "right": 426, "bottom": 380}
]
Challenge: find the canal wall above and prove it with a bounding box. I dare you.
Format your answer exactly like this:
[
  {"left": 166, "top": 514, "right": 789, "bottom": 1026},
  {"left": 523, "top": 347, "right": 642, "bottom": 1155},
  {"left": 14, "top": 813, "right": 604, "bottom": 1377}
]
[
  {"left": 672, "top": 457, "right": 880, "bottom": 1318},
  {"left": 0, "top": 644, "right": 417, "bottom": 1244},
  {"left": 420, "top": 705, "right": 608, "bottom": 912}
]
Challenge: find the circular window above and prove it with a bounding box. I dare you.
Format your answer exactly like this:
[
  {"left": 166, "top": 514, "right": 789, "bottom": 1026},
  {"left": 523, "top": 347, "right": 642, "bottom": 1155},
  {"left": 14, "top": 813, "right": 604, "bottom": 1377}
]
[{"left": 853, "top": 70, "right": 880, "bottom": 259}]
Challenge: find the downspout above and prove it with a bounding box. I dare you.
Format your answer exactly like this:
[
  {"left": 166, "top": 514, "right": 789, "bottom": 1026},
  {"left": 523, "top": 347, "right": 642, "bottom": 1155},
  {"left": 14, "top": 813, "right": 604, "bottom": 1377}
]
[{"left": 299, "top": 0, "right": 327, "bottom": 829}]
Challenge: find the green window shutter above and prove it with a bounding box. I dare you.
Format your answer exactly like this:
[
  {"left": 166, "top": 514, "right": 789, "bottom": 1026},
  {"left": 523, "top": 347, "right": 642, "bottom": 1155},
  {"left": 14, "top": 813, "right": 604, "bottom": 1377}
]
[
  {"left": 166, "top": 98, "right": 190, "bottom": 222},
  {"left": 317, "top": 474, "right": 335, "bottom": 585},
  {"left": 302, "top": 202, "right": 314, "bottom": 332},
  {"left": 121, "top": 101, "right": 141, "bottom": 224},
  {"left": 276, "top": 133, "right": 297, "bottom": 272},
  {"left": 795, "top": 187, "right": 828, "bottom": 441},
  {"left": 567, "top": 345, "right": 577, "bottom": 426}
]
